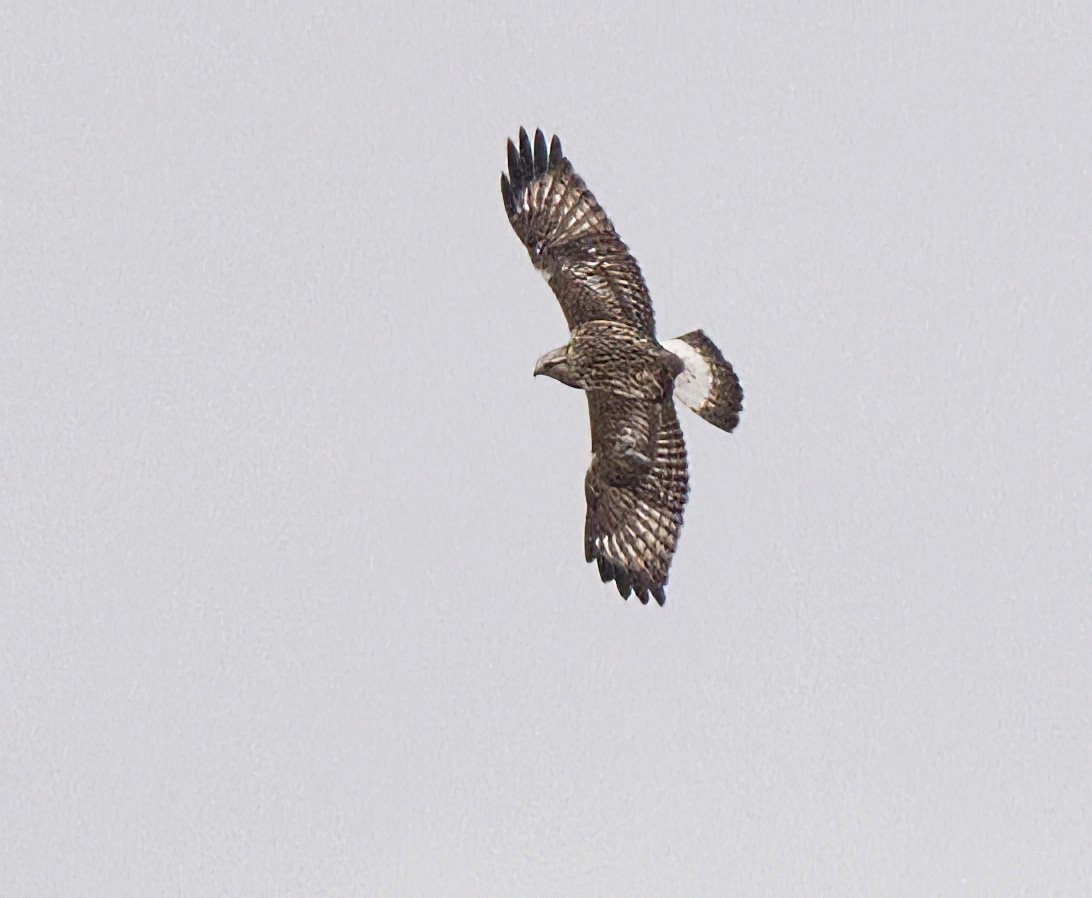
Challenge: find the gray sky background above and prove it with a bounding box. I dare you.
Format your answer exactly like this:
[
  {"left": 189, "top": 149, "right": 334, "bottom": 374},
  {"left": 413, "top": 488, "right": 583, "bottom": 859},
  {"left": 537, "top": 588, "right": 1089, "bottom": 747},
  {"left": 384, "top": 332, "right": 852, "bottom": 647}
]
[{"left": 3, "top": 3, "right": 1090, "bottom": 895}]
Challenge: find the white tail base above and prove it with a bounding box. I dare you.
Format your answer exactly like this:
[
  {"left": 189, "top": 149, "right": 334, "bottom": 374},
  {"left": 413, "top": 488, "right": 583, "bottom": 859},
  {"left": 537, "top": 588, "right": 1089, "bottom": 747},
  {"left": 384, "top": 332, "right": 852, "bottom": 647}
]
[{"left": 662, "top": 338, "right": 712, "bottom": 412}]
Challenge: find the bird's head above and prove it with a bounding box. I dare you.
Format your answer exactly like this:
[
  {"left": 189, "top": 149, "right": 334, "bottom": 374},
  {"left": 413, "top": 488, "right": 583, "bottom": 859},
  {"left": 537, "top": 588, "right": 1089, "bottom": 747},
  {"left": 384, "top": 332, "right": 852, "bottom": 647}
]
[{"left": 533, "top": 344, "right": 580, "bottom": 389}]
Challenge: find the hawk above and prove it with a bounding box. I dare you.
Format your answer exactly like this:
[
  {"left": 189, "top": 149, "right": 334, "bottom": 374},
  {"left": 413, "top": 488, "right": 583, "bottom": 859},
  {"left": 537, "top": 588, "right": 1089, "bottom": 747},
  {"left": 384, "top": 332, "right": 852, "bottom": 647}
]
[{"left": 501, "top": 128, "right": 743, "bottom": 606}]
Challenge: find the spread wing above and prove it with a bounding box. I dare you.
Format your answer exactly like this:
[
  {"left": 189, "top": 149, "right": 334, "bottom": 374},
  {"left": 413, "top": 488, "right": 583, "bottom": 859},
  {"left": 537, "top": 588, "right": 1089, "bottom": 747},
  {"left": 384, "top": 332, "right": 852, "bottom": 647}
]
[
  {"left": 583, "top": 393, "right": 689, "bottom": 605},
  {"left": 501, "top": 128, "right": 656, "bottom": 337}
]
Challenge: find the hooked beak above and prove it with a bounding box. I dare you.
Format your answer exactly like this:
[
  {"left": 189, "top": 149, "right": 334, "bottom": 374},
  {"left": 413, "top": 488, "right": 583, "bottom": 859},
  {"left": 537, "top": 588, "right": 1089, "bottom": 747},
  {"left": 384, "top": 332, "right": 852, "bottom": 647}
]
[{"left": 533, "top": 346, "right": 568, "bottom": 378}]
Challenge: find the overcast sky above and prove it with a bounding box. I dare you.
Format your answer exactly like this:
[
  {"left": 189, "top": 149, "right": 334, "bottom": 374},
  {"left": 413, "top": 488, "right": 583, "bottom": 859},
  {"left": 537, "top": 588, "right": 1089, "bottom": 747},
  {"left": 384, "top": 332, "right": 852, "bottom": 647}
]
[{"left": 3, "top": 3, "right": 1091, "bottom": 895}]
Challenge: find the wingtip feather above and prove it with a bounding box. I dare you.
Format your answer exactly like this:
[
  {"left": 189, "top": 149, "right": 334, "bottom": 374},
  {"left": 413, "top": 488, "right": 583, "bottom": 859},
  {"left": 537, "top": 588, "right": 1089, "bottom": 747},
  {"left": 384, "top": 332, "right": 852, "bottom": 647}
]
[
  {"left": 549, "top": 134, "right": 562, "bottom": 166},
  {"left": 586, "top": 539, "right": 669, "bottom": 608},
  {"left": 518, "top": 128, "right": 533, "bottom": 169},
  {"left": 533, "top": 129, "right": 548, "bottom": 177},
  {"left": 506, "top": 139, "right": 519, "bottom": 180},
  {"left": 596, "top": 555, "right": 613, "bottom": 583},
  {"left": 500, "top": 173, "right": 513, "bottom": 217},
  {"left": 615, "top": 570, "right": 632, "bottom": 599}
]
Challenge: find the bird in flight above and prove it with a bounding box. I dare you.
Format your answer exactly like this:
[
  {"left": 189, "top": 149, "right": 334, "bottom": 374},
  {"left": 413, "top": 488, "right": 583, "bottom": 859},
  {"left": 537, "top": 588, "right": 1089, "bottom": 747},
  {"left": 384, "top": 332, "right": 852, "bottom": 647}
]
[{"left": 501, "top": 128, "right": 743, "bottom": 606}]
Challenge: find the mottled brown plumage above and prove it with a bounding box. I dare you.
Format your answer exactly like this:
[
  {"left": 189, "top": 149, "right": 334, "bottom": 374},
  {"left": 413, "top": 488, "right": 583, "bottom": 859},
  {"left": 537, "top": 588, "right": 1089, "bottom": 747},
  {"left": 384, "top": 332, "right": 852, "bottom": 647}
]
[{"left": 502, "top": 128, "right": 744, "bottom": 606}]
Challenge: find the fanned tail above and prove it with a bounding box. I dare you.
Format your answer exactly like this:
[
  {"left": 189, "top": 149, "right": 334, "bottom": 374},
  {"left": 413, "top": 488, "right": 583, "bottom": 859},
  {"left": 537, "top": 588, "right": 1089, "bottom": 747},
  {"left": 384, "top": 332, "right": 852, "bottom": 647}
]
[{"left": 661, "top": 330, "right": 743, "bottom": 433}]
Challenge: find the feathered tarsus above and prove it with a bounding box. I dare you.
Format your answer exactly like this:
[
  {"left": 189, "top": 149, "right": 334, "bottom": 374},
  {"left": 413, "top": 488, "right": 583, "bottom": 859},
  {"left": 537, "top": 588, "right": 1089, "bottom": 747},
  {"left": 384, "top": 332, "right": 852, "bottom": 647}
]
[{"left": 503, "top": 128, "right": 743, "bottom": 606}]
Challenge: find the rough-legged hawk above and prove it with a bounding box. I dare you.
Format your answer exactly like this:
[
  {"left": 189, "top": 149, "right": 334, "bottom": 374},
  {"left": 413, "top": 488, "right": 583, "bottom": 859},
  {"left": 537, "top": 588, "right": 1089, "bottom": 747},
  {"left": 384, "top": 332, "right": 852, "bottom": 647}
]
[{"left": 501, "top": 128, "right": 743, "bottom": 606}]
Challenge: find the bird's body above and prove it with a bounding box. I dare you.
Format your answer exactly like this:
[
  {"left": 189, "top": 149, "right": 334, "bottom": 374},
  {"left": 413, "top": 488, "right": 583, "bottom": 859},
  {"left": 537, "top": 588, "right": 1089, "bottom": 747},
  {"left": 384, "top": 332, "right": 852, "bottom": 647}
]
[
  {"left": 537, "top": 321, "right": 682, "bottom": 401},
  {"left": 501, "top": 128, "right": 743, "bottom": 606}
]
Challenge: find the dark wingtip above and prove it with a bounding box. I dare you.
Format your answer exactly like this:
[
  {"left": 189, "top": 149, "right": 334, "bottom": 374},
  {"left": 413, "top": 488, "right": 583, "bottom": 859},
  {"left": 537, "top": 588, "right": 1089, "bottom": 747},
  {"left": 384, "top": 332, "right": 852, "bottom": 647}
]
[
  {"left": 518, "top": 127, "right": 533, "bottom": 169},
  {"left": 588, "top": 539, "right": 667, "bottom": 607},
  {"left": 549, "top": 134, "right": 562, "bottom": 166},
  {"left": 533, "top": 129, "right": 548, "bottom": 177},
  {"left": 500, "top": 173, "right": 513, "bottom": 217},
  {"left": 615, "top": 570, "right": 632, "bottom": 599},
  {"left": 506, "top": 129, "right": 562, "bottom": 189},
  {"left": 506, "top": 139, "right": 519, "bottom": 181}
]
